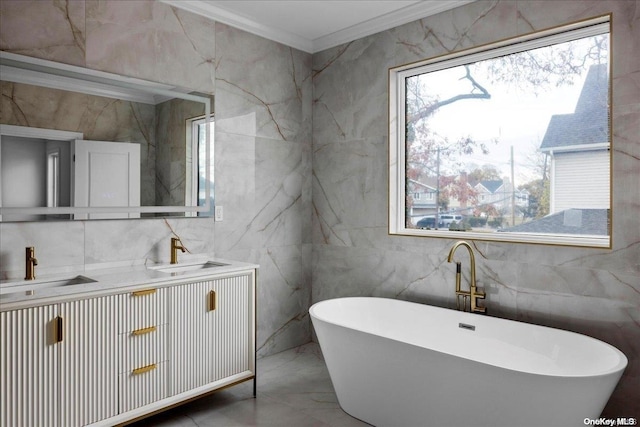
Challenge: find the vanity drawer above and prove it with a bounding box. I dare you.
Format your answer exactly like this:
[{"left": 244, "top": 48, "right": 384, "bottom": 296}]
[
  {"left": 119, "top": 360, "right": 168, "bottom": 413},
  {"left": 119, "top": 324, "right": 168, "bottom": 374},
  {"left": 118, "top": 287, "right": 167, "bottom": 333}
]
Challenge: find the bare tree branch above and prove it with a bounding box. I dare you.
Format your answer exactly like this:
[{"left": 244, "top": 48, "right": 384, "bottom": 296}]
[{"left": 407, "top": 65, "right": 491, "bottom": 123}]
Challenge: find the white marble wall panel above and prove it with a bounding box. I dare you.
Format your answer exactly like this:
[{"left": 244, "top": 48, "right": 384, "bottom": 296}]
[
  {"left": 84, "top": 217, "right": 215, "bottom": 266},
  {"left": 214, "top": 132, "right": 258, "bottom": 252},
  {"left": 0, "top": 0, "right": 86, "bottom": 66},
  {"left": 255, "top": 138, "right": 308, "bottom": 248},
  {"left": 0, "top": 221, "right": 85, "bottom": 280},
  {"left": 256, "top": 245, "right": 311, "bottom": 357},
  {"left": 215, "top": 23, "right": 312, "bottom": 142},
  {"left": 311, "top": 0, "right": 639, "bottom": 417},
  {"left": 312, "top": 137, "right": 387, "bottom": 246},
  {"left": 214, "top": 23, "right": 313, "bottom": 355},
  {"left": 85, "top": 0, "right": 215, "bottom": 92}
]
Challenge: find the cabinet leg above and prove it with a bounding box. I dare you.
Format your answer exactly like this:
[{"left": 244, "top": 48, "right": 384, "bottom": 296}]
[{"left": 253, "top": 377, "right": 257, "bottom": 398}]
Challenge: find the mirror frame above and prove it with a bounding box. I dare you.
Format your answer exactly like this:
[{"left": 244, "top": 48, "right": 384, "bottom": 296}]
[
  {"left": 388, "top": 15, "right": 612, "bottom": 249},
  {"left": 0, "top": 52, "right": 212, "bottom": 220}
]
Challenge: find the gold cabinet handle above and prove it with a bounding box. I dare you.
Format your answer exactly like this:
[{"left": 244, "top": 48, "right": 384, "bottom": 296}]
[
  {"left": 131, "top": 326, "right": 157, "bottom": 336},
  {"left": 208, "top": 290, "right": 217, "bottom": 311},
  {"left": 131, "top": 288, "right": 157, "bottom": 297},
  {"left": 132, "top": 364, "right": 157, "bottom": 375},
  {"left": 55, "top": 316, "right": 63, "bottom": 343}
]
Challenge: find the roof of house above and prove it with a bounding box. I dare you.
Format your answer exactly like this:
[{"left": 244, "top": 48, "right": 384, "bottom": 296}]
[
  {"left": 539, "top": 63, "right": 609, "bottom": 151},
  {"left": 498, "top": 208, "right": 609, "bottom": 235},
  {"left": 408, "top": 179, "right": 437, "bottom": 192},
  {"left": 476, "top": 180, "right": 503, "bottom": 194}
]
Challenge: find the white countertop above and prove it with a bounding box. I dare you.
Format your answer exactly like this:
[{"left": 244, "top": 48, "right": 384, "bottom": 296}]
[{"left": 0, "top": 258, "right": 259, "bottom": 311}]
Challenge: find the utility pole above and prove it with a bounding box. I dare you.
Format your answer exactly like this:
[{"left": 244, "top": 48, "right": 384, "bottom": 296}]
[
  {"left": 511, "top": 145, "right": 515, "bottom": 226},
  {"left": 435, "top": 147, "right": 440, "bottom": 229}
]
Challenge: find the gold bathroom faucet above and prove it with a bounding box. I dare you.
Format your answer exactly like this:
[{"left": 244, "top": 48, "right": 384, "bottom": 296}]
[
  {"left": 25, "top": 246, "right": 38, "bottom": 280},
  {"left": 447, "top": 241, "right": 486, "bottom": 313},
  {"left": 170, "top": 237, "right": 186, "bottom": 264}
]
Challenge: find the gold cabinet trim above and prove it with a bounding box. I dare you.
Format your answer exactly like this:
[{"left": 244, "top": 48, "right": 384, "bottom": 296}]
[
  {"left": 208, "top": 290, "right": 217, "bottom": 311},
  {"left": 131, "top": 326, "right": 157, "bottom": 336},
  {"left": 132, "top": 364, "right": 157, "bottom": 375},
  {"left": 131, "top": 288, "right": 157, "bottom": 297}
]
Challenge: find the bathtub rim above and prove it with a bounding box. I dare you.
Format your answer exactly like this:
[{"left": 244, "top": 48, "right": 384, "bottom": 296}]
[{"left": 310, "top": 296, "right": 628, "bottom": 379}]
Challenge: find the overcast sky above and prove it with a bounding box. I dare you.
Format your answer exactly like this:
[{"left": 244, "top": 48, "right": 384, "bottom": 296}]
[{"left": 419, "top": 64, "right": 587, "bottom": 185}]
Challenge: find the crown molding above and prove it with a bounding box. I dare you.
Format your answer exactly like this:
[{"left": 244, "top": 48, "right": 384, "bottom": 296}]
[
  {"left": 161, "top": 0, "right": 475, "bottom": 54},
  {"left": 161, "top": 0, "right": 314, "bottom": 52},
  {"left": 312, "top": 1, "right": 476, "bottom": 53}
]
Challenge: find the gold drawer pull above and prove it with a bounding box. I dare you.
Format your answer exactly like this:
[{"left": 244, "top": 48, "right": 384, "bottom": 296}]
[
  {"left": 132, "top": 364, "right": 157, "bottom": 375},
  {"left": 132, "top": 326, "right": 157, "bottom": 336},
  {"left": 208, "top": 290, "right": 217, "bottom": 311},
  {"left": 131, "top": 288, "right": 157, "bottom": 297}
]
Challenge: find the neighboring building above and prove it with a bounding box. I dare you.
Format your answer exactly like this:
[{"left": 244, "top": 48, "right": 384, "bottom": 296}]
[
  {"left": 442, "top": 175, "right": 475, "bottom": 215},
  {"left": 475, "top": 180, "right": 509, "bottom": 211},
  {"left": 473, "top": 179, "right": 529, "bottom": 215},
  {"left": 407, "top": 179, "right": 438, "bottom": 223},
  {"left": 502, "top": 64, "right": 610, "bottom": 235},
  {"left": 413, "top": 176, "right": 531, "bottom": 222},
  {"left": 539, "top": 63, "right": 610, "bottom": 214}
]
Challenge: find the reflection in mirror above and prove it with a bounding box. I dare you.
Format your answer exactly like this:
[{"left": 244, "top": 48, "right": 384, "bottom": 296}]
[
  {"left": 389, "top": 15, "right": 611, "bottom": 247},
  {"left": 0, "top": 52, "right": 213, "bottom": 221},
  {"left": 186, "top": 115, "right": 215, "bottom": 216}
]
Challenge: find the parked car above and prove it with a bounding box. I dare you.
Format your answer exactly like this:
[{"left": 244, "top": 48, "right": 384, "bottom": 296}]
[
  {"left": 439, "top": 214, "right": 463, "bottom": 227},
  {"left": 416, "top": 216, "right": 436, "bottom": 228},
  {"left": 416, "top": 214, "right": 464, "bottom": 229}
]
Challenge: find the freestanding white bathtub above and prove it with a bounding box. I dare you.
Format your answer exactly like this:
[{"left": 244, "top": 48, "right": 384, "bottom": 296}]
[{"left": 310, "top": 297, "right": 627, "bottom": 427}]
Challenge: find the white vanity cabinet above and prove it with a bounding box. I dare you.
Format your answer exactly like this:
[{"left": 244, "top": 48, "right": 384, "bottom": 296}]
[
  {"left": 1, "top": 304, "right": 60, "bottom": 427},
  {"left": 116, "top": 287, "right": 169, "bottom": 413},
  {"left": 0, "top": 266, "right": 257, "bottom": 426},
  {"left": 0, "top": 295, "right": 120, "bottom": 427},
  {"left": 171, "top": 273, "right": 254, "bottom": 395}
]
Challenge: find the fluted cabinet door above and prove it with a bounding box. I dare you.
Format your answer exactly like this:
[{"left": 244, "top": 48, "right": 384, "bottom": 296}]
[
  {"left": 59, "top": 295, "right": 119, "bottom": 426},
  {"left": 1, "top": 305, "right": 60, "bottom": 427},
  {"left": 211, "top": 274, "right": 252, "bottom": 382},
  {"left": 171, "top": 274, "right": 253, "bottom": 395}
]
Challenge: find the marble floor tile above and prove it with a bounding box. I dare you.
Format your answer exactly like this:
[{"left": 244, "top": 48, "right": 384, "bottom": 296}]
[{"left": 129, "top": 343, "right": 369, "bottom": 427}]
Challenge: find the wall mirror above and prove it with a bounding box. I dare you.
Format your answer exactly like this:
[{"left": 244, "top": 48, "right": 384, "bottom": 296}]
[
  {"left": 0, "top": 52, "right": 213, "bottom": 221},
  {"left": 389, "top": 15, "right": 611, "bottom": 248}
]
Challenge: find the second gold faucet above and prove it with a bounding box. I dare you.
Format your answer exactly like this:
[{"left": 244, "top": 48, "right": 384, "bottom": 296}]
[
  {"left": 170, "top": 237, "right": 186, "bottom": 264},
  {"left": 447, "top": 241, "right": 486, "bottom": 313},
  {"left": 25, "top": 246, "right": 38, "bottom": 280}
]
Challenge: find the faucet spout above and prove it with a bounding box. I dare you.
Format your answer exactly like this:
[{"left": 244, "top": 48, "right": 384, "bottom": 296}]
[
  {"left": 170, "top": 237, "right": 186, "bottom": 264},
  {"left": 447, "top": 241, "right": 485, "bottom": 313},
  {"left": 25, "top": 246, "right": 38, "bottom": 280}
]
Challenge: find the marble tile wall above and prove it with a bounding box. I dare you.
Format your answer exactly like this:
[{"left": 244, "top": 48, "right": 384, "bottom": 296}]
[
  {"left": 0, "top": 0, "right": 313, "bottom": 358},
  {"left": 312, "top": 0, "right": 639, "bottom": 417},
  {"left": 214, "top": 23, "right": 313, "bottom": 356}
]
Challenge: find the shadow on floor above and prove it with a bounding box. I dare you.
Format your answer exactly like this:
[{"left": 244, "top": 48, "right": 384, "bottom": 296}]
[{"left": 128, "top": 343, "right": 369, "bottom": 427}]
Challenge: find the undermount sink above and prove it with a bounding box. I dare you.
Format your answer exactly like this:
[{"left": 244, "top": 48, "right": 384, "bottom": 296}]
[
  {"left": 0, "top": 275, "right": 97, "bottom": 296},
  {"left": 150, "top": 261, "right": 229, "bottom": 274}
]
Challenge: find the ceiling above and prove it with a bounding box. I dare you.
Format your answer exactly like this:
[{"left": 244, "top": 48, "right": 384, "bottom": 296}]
[{"left": 161, "top": 0, "right": 475, "bottom": 53}]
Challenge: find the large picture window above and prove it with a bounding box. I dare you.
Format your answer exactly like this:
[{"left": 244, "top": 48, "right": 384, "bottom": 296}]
[{"left": 389, "top": 15, "right": 611, "bottom": 248}]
